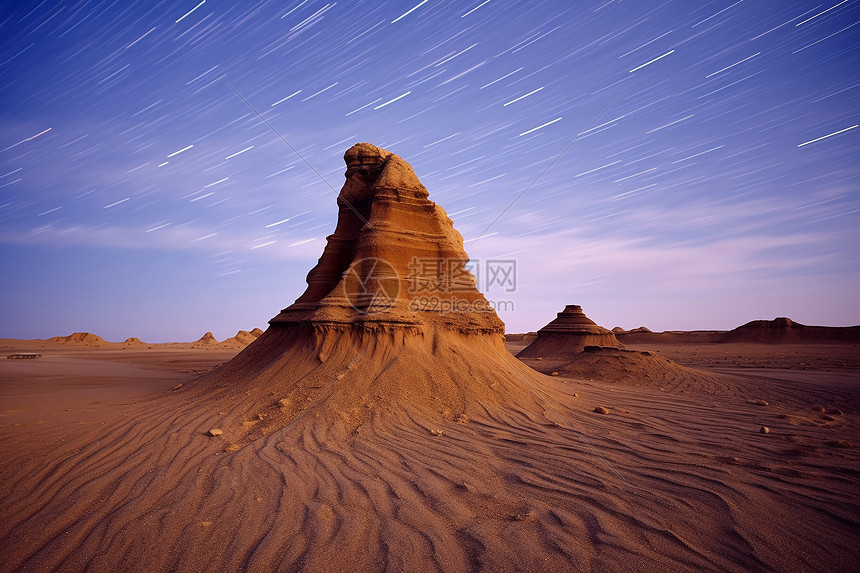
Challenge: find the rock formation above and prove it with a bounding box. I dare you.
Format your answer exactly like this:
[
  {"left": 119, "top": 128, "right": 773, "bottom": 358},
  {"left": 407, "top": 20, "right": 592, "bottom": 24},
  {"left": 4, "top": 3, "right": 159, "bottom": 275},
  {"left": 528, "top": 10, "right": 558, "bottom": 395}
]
[
  {"left": 517, "top": 305, "right": 623, "bottom": 358},
  {"left": 611, "top": 326, "right": 651, "bottom": 335},
  {"left": 221, "top": 329, "right": 263, "bottom": 348},
  {"left": 193, "top": 331, "right": 220, "bottom": 347},
  {"left": 48, "top": 332, "right": 106, "bottom": 346},
  {"left": 267, "top": 142, "right": 500, "bottom": 333},
  {"left": 193, "top": 143, "right": 546, "bottom": 441}
]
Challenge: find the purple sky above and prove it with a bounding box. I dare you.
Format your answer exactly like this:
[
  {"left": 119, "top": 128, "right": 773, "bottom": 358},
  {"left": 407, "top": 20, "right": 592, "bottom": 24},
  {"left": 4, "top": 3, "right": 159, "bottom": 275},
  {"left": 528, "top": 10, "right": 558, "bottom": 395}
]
[{"left": 1, "top": 0, "right": 858, "bottom": 342}]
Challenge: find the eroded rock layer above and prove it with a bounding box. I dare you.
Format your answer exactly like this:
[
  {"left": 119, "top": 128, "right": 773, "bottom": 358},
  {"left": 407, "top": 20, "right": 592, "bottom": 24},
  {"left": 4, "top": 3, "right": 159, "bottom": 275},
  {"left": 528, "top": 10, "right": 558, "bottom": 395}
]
[{"left": 270, "top": 142, "right": 501, "bottom": 335}]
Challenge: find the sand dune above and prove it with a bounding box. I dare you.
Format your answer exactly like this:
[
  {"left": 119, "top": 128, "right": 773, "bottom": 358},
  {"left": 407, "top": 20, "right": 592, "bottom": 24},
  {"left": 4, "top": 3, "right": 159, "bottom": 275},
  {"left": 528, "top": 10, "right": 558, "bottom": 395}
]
[{"left": 1, "top": 341, "right": 857, "bottom": 572}]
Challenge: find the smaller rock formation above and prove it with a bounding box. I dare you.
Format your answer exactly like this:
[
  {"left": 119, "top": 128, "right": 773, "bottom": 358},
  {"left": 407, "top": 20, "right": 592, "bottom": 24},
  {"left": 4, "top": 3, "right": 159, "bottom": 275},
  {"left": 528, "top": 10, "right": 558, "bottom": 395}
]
[
  {"left": 612, "top": 326, "right": 651, "bottom": 335},
  {"left": 221, "top": 329, "right": 264, "bottom": 348},
  {"left": 48, "top": 332, "right": 107, "bottom": 346},
  {"left": 517, "top": 305, "right": 623, "bottom": 358},
  {"left": 193, "top": 332, "right": 220, "bottom": 347}
]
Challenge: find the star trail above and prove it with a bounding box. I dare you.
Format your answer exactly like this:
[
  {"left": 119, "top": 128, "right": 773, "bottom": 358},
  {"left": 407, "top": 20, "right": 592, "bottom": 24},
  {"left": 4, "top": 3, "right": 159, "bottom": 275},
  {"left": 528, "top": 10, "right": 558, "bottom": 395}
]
[{"left": 0, "top": 0, "right": 858, "bottom": 341}]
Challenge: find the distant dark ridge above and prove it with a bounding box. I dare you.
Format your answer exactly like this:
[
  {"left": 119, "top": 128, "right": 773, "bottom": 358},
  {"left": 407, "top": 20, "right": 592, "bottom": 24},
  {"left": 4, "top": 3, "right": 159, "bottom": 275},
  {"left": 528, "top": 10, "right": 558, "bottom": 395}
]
[
  {"left": 614, "top": 318, "right": 860, "bottom": 344},
  {"left": 724, "top": 318, "right": 860, "bottom": 343}
]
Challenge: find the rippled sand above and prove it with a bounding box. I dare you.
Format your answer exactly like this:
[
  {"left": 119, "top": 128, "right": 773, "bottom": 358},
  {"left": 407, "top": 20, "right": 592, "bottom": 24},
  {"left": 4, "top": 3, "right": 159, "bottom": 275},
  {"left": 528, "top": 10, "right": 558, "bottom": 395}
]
[{"left": 1, "top": 337, "right": 858, "bottom": 572}]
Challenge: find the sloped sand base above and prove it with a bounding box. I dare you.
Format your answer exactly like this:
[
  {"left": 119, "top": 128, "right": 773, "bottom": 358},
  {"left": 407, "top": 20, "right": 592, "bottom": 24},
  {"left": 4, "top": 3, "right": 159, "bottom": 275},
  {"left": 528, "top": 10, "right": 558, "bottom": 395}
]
[{"left": 1, "top": 340, "right": 858, "bottom": 572}]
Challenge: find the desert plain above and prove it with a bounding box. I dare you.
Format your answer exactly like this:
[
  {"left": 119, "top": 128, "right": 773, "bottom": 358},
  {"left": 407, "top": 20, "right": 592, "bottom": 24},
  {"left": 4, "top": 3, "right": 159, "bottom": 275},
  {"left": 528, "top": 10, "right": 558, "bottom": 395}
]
[{"left": 1, "top": 329, "right": 858, "bottom": 572}]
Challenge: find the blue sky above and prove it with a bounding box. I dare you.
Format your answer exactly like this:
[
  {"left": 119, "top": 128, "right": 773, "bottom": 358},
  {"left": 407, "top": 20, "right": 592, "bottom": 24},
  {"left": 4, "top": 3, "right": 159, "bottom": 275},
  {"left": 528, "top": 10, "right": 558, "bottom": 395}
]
[{"left": 1, "top": 0, "right": 858, "bottom": 342}]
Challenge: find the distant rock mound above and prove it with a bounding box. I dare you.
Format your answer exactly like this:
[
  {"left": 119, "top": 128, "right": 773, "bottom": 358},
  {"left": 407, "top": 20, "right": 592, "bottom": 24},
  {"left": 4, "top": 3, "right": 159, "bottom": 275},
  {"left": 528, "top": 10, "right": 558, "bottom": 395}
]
[
  {"left": 221, "top": 329, "right": 263, "bottom": 349},
  {"left": 48, "top": 332, "right": 106, "bottom": 346},
  {"left": 615, "top": 328, "right": 724, "bottom": 344},
  {"left": 122, "top": 337, "right": 145, "bottom": 346},
  {"left": 193, "top": 332, "right": 221, "bottom": 347},
  {"left": 517, "top": 305, "right": 623, "bottom": 358},
  {"left": 504, "top": 332, "right": 537, "bottom": 343},
  {"left": 611, "top": 326, "right": 651, "bottom": 335},
  {"left": 724, "top": 317, "right": 860, "bottom": 343},
  {"left": 233, "top": 330, "right": 260, "bottom": 345}
]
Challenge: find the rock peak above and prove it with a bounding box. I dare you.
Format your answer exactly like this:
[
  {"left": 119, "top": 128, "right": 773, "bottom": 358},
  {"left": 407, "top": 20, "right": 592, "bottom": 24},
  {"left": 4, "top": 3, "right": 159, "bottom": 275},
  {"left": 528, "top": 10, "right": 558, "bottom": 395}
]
[
  {"left": 339, "top": 143, "right": 427, "bottom": 207},
  {"left": 271, "top": 142, "right": 501, "bottom": 334}
]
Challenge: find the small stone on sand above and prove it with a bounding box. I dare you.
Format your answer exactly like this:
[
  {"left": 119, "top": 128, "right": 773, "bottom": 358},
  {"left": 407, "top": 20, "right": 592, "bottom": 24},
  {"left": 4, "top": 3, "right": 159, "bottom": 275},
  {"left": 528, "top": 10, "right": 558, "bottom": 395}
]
[
  {"left": 594, "top": 406, "right": 610, "bottom": 415},
  {"left": 748, "top": 399, "right": 769, "bottom": 406},
  {"left": 760, "top": 426, "right": 769, "bottom": 434},
  {"left": 208, "top": 428, "right": 223, "bottom": 437},
  {"left": 172, "top": 383, "right": 183, "bottom": 391},
  {"left": 551, "top": 371, "right": 559, "bottom": 376}
]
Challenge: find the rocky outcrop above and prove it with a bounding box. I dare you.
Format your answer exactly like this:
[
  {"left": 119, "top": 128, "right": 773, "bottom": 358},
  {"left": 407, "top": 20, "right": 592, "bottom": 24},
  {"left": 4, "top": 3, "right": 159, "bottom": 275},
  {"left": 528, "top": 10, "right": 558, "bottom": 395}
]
[
  {"left": 517, "top": 305, "right": 623, "bottom": 358},
  {"left": 48, "top": 332, "right": 107, "bottom": 346},
  {"left": 193, "top": 332, "right": 220, "bottom": 347},
  {"left": 612, "top": 326, "right": 651, "bottom": 335},
  {"left": 221, "top": 329, "right": 263, "bottom": 348},
  {"left": 193, "top": 143, "right": 547, "bottom": 442},
  {"left": 269, "top": 142, "right": 501, "bottom": 335}
]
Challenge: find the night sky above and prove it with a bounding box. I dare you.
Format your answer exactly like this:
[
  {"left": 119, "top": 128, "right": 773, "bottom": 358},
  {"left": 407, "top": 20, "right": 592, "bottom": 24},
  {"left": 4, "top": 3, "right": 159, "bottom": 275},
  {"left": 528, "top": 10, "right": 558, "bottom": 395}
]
[{"left": 1, "top": 0, "right": 858, "bottom": 342}]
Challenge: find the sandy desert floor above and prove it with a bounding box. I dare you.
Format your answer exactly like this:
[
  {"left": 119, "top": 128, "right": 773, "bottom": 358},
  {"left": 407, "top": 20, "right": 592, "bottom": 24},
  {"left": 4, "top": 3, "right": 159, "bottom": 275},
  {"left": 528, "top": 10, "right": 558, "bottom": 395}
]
[{"left": 1, "top": 337, "right": 858, "bottom": 572}]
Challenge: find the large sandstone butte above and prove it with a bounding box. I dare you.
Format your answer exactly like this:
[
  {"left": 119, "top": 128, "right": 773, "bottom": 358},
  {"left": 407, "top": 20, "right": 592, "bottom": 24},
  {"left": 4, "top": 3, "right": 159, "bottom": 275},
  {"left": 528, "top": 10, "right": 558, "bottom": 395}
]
[
  {"left": 194, "top": 142, "right": 546, "bottom": 441},
  {"left": 518, "top": 304, "right": 623, "bottom": 358}
]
